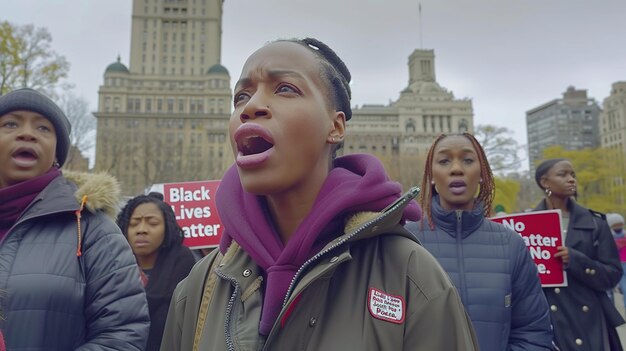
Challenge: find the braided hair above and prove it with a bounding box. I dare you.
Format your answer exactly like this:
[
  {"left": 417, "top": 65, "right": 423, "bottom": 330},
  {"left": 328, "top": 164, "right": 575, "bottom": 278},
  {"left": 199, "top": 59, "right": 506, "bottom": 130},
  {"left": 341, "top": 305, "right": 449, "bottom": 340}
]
[
  {"left": 116, "top": 192, "right": 184, "bottom": 252},
  {"left": 419, "top": 133, "right": 495, "bottom": 229},
  {"left": 281, "top": 37, "right": 352, "bottom": 121}
]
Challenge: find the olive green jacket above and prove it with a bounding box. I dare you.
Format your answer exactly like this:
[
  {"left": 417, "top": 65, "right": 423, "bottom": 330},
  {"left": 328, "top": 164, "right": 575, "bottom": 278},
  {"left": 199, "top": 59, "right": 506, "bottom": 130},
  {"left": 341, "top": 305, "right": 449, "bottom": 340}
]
[{"left": 161, "top": 191, "right": 478, "bottom": 351}]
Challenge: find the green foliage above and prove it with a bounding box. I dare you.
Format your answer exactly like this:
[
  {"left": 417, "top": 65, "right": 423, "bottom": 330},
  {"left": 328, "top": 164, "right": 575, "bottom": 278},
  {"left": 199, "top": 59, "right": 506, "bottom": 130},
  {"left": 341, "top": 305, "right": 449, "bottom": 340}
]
[
  {"left": 494, "top": 177, "right": 521, "bottom": 214},
  {"left": 0, "top": 21, "right": 69, "bottom": 96},
  {"left": 541, "top": 146, "right": 626, "bottom": 214}
]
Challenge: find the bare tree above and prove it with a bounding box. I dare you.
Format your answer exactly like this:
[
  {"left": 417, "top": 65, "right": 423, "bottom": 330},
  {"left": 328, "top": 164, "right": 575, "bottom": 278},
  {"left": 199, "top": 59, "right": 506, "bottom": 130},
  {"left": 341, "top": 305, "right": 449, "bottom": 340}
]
[
  {"left": 0, "top": 21, "right": 69, "bottom": 96},
  {"left": 57, "top": 92, "right": 96, "bottom": 159},
  {"left": 474, "top": 124, "right": 524, "bottom": 175}
]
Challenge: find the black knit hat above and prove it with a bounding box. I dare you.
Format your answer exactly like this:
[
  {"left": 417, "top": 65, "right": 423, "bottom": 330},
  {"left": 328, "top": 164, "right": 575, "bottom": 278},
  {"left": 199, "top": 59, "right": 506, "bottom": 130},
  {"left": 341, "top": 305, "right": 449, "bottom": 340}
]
[
  {"left": 0, "top": 88, "right": 71, "bottom": 166},
  {"left": 535, "top": 158, "right": 567, "bottom": 190}
]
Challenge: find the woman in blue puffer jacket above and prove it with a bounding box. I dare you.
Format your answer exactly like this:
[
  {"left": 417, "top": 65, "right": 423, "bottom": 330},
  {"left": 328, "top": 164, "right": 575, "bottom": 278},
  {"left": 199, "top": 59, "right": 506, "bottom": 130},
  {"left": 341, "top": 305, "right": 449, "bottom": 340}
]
[{"left": 406, "top": 133, "right": 554, "bottom": 351}]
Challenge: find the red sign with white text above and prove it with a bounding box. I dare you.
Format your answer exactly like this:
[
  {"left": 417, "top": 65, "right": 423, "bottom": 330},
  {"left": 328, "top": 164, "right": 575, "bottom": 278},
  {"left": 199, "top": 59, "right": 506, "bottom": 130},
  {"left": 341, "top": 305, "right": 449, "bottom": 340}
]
[
  {"left": 158, "top": 180, "right": 223, "bottom": 249},
  {"left": 491, "top": 210, "right": 567, "bottom": 287}
]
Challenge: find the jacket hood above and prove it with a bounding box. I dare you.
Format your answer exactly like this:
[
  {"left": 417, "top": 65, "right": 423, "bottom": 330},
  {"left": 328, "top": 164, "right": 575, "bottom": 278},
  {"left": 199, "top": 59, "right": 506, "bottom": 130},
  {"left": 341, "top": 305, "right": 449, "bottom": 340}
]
[{"left": 63, "top": 171, "right": 121, "bottom": 219}]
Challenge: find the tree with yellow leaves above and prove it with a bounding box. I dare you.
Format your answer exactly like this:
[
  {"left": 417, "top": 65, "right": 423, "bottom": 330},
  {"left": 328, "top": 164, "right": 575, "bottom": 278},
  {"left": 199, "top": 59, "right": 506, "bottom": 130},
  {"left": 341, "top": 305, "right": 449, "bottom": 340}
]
[
  {"left": 0, "top": 21, "right": 69, "bottom": 96},
  {"left": 541, "top": 146, "right": 626, "bottom": 214}
]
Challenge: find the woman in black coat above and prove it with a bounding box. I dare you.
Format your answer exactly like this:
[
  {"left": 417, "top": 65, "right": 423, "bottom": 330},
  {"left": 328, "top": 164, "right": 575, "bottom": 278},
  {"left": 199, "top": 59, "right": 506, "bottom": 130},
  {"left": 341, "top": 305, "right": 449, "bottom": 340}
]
[
  {"left": 534, "top": 158, "right": 624, "bottom": 351},
  {"left": 118, "top": 192, "right": 196, "bottom": 350}
]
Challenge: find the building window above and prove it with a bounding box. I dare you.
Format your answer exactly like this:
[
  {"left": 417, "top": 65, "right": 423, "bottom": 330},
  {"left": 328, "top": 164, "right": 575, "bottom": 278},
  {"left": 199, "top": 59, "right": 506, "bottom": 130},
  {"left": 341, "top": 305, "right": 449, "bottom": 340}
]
[
  {"left": 197, "top": 99, "right": 204, "bottom": 113},
  {"left": 458, "top": 119, "right": 468, "bottom": 133},
  {"left": 146, "top": 98, "right": 152, "bottom": 112},
  {"left": 420, "top": 60, "right": 431, "bottom": 76},
  {"left": 104, "top": 97, "right": 111, "bottom": 112}
]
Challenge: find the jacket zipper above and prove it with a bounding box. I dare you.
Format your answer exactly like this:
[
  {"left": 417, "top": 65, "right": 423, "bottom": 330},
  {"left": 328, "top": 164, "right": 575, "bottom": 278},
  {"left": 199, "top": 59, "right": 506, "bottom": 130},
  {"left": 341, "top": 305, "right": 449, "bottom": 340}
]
[
  {"left": 455, "top": 210, "right": 468, "bottom": 303},
  {"left": 215, "top": 270, "right": 242, "bottom": 351},
  {"left": 281, "top": 187, "right": 420, "bottom": 308},
  {"left": 219, "top": 187, "right": 418, "bottom": 350}
]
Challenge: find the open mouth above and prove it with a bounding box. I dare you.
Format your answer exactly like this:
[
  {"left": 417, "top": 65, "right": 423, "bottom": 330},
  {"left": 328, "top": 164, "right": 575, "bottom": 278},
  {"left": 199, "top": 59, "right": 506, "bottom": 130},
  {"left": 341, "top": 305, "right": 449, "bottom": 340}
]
[
  {"left": 233, "top": 123, "right": 275, "bottom": 168},
  {"left": 11, "top": 147, "right": 39, "bottom": 166},
  {"left": 12, "top": 148, "right": 38, "bottom": 160},
  {"left": 238, "top": 135, "right": 274, "bottom": 156}
]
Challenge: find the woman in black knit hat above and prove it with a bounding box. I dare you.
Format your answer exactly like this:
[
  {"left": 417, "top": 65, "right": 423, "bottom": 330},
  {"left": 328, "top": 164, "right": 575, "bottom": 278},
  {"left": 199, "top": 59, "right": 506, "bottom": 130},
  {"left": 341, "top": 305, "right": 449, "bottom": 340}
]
[
  {"left": 0, "top": 88, "right": 149, "bottom": 350},
  {"left": 533, "top": 158, "right": 624, "bottom": 351}
]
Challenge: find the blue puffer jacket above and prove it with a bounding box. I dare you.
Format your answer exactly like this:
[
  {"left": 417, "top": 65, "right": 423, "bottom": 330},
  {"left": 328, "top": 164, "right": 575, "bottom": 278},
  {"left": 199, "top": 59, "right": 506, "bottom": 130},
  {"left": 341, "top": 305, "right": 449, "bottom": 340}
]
[
  {"left": 0, "top": 172, "right": 150, "bottom": 350},
  {"left": 405, "top": 196, "right": 553, "bottom": 351}
]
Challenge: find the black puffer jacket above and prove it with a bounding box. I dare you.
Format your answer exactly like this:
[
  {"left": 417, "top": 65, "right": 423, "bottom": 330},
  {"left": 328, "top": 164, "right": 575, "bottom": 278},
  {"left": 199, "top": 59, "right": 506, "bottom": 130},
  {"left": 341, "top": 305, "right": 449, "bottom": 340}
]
[{"left": 0, "top": 172, "right": 150, "bottom": 350}]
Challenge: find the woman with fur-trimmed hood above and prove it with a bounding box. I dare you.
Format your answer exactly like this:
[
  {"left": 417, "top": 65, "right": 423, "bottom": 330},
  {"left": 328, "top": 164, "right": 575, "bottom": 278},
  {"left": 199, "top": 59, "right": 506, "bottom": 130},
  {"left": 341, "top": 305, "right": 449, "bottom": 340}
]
[{"left": 0, "top": 88, "right": 149, "bottom": 350}]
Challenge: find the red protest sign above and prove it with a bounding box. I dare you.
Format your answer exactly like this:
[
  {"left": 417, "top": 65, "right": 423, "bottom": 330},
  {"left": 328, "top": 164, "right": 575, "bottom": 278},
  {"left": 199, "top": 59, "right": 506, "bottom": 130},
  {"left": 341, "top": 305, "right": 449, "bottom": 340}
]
[
  {"left": 152, "top": 180, "right": 223, "bottom": 249},
  {"left": 491, "top": 210, "right": 567, "bottom": 287}
]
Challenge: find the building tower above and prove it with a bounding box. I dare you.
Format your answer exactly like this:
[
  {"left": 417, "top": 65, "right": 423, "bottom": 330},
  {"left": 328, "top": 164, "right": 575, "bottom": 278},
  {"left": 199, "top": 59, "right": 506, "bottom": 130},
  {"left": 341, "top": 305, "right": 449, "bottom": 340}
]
[
  {"left": 526, "top": 86, "right": 601, "bottom": 172},
  {"left": 94, "top": 0, "right": 232, "bottom": 196},
  {"left": 600, "top": 81, "right": 626, "bottom": 207},
  {"left": 343, "top": 49, "right": 474, "bottom": 190}
]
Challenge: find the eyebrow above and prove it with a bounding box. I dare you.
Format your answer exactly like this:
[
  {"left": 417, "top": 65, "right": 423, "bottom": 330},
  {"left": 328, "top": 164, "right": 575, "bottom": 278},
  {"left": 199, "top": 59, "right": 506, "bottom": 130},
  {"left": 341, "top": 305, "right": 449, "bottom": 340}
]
[
  {"left": 3, "top": 111, "right": 48, "bottom": 122},
  {"left": 435, "top": 147, "right": 476, "bottom": 154},
  {"left": 234, "top": 69, "right": 306, "bottom": 90},
  {"left": 130, "top": 214, "right": 160, "bottom": 219}
]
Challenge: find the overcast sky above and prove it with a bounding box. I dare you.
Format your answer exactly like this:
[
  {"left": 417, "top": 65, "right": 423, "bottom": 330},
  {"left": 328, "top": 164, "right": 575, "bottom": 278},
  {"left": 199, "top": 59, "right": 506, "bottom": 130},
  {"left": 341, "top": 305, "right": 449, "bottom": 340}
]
[{"left": 2, "top": 0, "right": 625, "bottom": 170}]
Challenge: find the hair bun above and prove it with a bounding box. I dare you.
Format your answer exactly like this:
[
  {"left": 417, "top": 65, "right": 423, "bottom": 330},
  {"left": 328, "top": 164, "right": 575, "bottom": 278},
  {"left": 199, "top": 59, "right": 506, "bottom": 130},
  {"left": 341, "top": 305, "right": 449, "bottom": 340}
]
[{"left": 147, "top": 192, "right": 164, "bottom": 201}]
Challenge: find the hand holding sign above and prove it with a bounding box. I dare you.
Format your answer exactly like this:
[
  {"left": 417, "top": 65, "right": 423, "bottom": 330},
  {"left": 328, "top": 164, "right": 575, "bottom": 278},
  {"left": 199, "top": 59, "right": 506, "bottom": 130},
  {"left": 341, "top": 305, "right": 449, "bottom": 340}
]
[{"left": 554, "top": 246, "right": 569, "bottom": 266}]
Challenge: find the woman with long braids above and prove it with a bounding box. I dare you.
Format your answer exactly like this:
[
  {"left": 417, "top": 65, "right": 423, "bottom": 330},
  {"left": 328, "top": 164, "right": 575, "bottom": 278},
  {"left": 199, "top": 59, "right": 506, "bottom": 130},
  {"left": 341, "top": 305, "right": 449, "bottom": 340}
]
[
  {"left": 160, "top": 38, "right": 478, "bottom": 350},
  {"left": 406, "top": 133, "right": 553, "bottom": 351},
  {"left": 533, "top": 158, "right": 624, "bottom": 350},
  {"left": 117, "top": 192, "right": 196, "bottom": 351}
]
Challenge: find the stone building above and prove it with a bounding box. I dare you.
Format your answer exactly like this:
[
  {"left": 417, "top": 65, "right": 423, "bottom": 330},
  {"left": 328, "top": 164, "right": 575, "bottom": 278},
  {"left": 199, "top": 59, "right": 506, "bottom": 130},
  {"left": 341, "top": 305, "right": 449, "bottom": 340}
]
[
  {"left": 526, "top": 86, "right": 601, "bottom": 172},
  {"left": 344, "top": 49, "right": 474, "bottom": 190},
  {"left": 599, "top": 81, "right": 626, "bottom": 204},
  {"left": 94, "top": 0, "right": 232, "bottom": 195}
]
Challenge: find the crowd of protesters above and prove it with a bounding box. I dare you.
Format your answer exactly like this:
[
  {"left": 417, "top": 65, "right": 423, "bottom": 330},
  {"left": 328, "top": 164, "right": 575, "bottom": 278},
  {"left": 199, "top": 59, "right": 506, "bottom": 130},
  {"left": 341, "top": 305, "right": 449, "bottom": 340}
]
[{"left": 1, "top": 38, "right": 625, "bottom": 351}]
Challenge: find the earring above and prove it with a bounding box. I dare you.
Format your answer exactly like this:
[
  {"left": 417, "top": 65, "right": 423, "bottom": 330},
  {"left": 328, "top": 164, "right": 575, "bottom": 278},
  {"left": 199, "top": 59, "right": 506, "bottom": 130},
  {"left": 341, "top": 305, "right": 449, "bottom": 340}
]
[
  {"left": 479, "top": 178, "right": 483, "bottom": 184},
  {"left": 431, "top": 180, "right": 435, "bottom": 185},
  {"left": 545, "top": 188, "right": 552, "bottom": 197},
  {"left": 53, "top": 161, "right": 60, "bottom": 168}
]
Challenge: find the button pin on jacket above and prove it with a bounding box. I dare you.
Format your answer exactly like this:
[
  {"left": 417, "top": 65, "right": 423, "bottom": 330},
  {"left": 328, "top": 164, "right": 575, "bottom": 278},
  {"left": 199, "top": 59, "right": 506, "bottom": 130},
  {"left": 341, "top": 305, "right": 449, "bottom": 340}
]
[
  {"left": 504, "top": 293, "right": 512, "bottom": 308},
  {"left": 242, "top": 269, "right": 251, "bottom": 277}
]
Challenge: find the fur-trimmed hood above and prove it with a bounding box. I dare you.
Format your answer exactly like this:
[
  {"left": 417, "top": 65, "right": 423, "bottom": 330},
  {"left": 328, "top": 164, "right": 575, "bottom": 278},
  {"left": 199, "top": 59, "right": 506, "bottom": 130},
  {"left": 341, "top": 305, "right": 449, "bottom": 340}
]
[{"left": 63, "top": 171, "right": 121, "bottom": 219}]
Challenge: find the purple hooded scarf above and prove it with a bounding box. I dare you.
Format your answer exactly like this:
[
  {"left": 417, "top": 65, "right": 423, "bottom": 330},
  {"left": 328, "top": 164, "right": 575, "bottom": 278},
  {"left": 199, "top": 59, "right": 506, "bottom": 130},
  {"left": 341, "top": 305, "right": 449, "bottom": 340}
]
[{"left": 216, "top": 153, "right": 421, "bottom": 335}]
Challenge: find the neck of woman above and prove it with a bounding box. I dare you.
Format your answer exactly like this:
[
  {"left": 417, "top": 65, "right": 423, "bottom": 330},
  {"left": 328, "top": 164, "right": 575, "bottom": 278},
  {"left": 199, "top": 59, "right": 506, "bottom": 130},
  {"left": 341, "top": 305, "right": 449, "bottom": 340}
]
[
  {"left": 546, "top": 196, "right": 570, "bottom": 217},
  {"left": 266, "top": 192, "right": 317, "bottom": 245},
  {"left": 137, "top": 251, "right": 159, "bottom": 270}
]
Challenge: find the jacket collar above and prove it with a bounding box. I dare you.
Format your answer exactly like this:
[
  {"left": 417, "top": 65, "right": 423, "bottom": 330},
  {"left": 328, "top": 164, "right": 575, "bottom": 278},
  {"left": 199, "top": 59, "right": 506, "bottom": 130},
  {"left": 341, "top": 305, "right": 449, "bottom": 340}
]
[
  {"left": 218, "top": 187, "right": 420, "bottom": 290},
  {"left": 430, "top": 195, "right": 484, "bottom": 238},
  {"left": 534, "top": 198, "right": 595, "bottom": 230},
  {"left": 18, "top": 172, "right": 122, "bottom": 224}
]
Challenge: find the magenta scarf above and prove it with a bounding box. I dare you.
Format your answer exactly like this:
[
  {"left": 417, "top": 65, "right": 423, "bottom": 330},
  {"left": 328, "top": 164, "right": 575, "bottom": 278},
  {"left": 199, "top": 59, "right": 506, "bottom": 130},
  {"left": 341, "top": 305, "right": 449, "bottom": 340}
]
[
  {"left": 216, "top": 153, "right": 421, "bottom": 335},
  {"left": 0, "top": 168, "right": 61, "bottom": 241}
]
